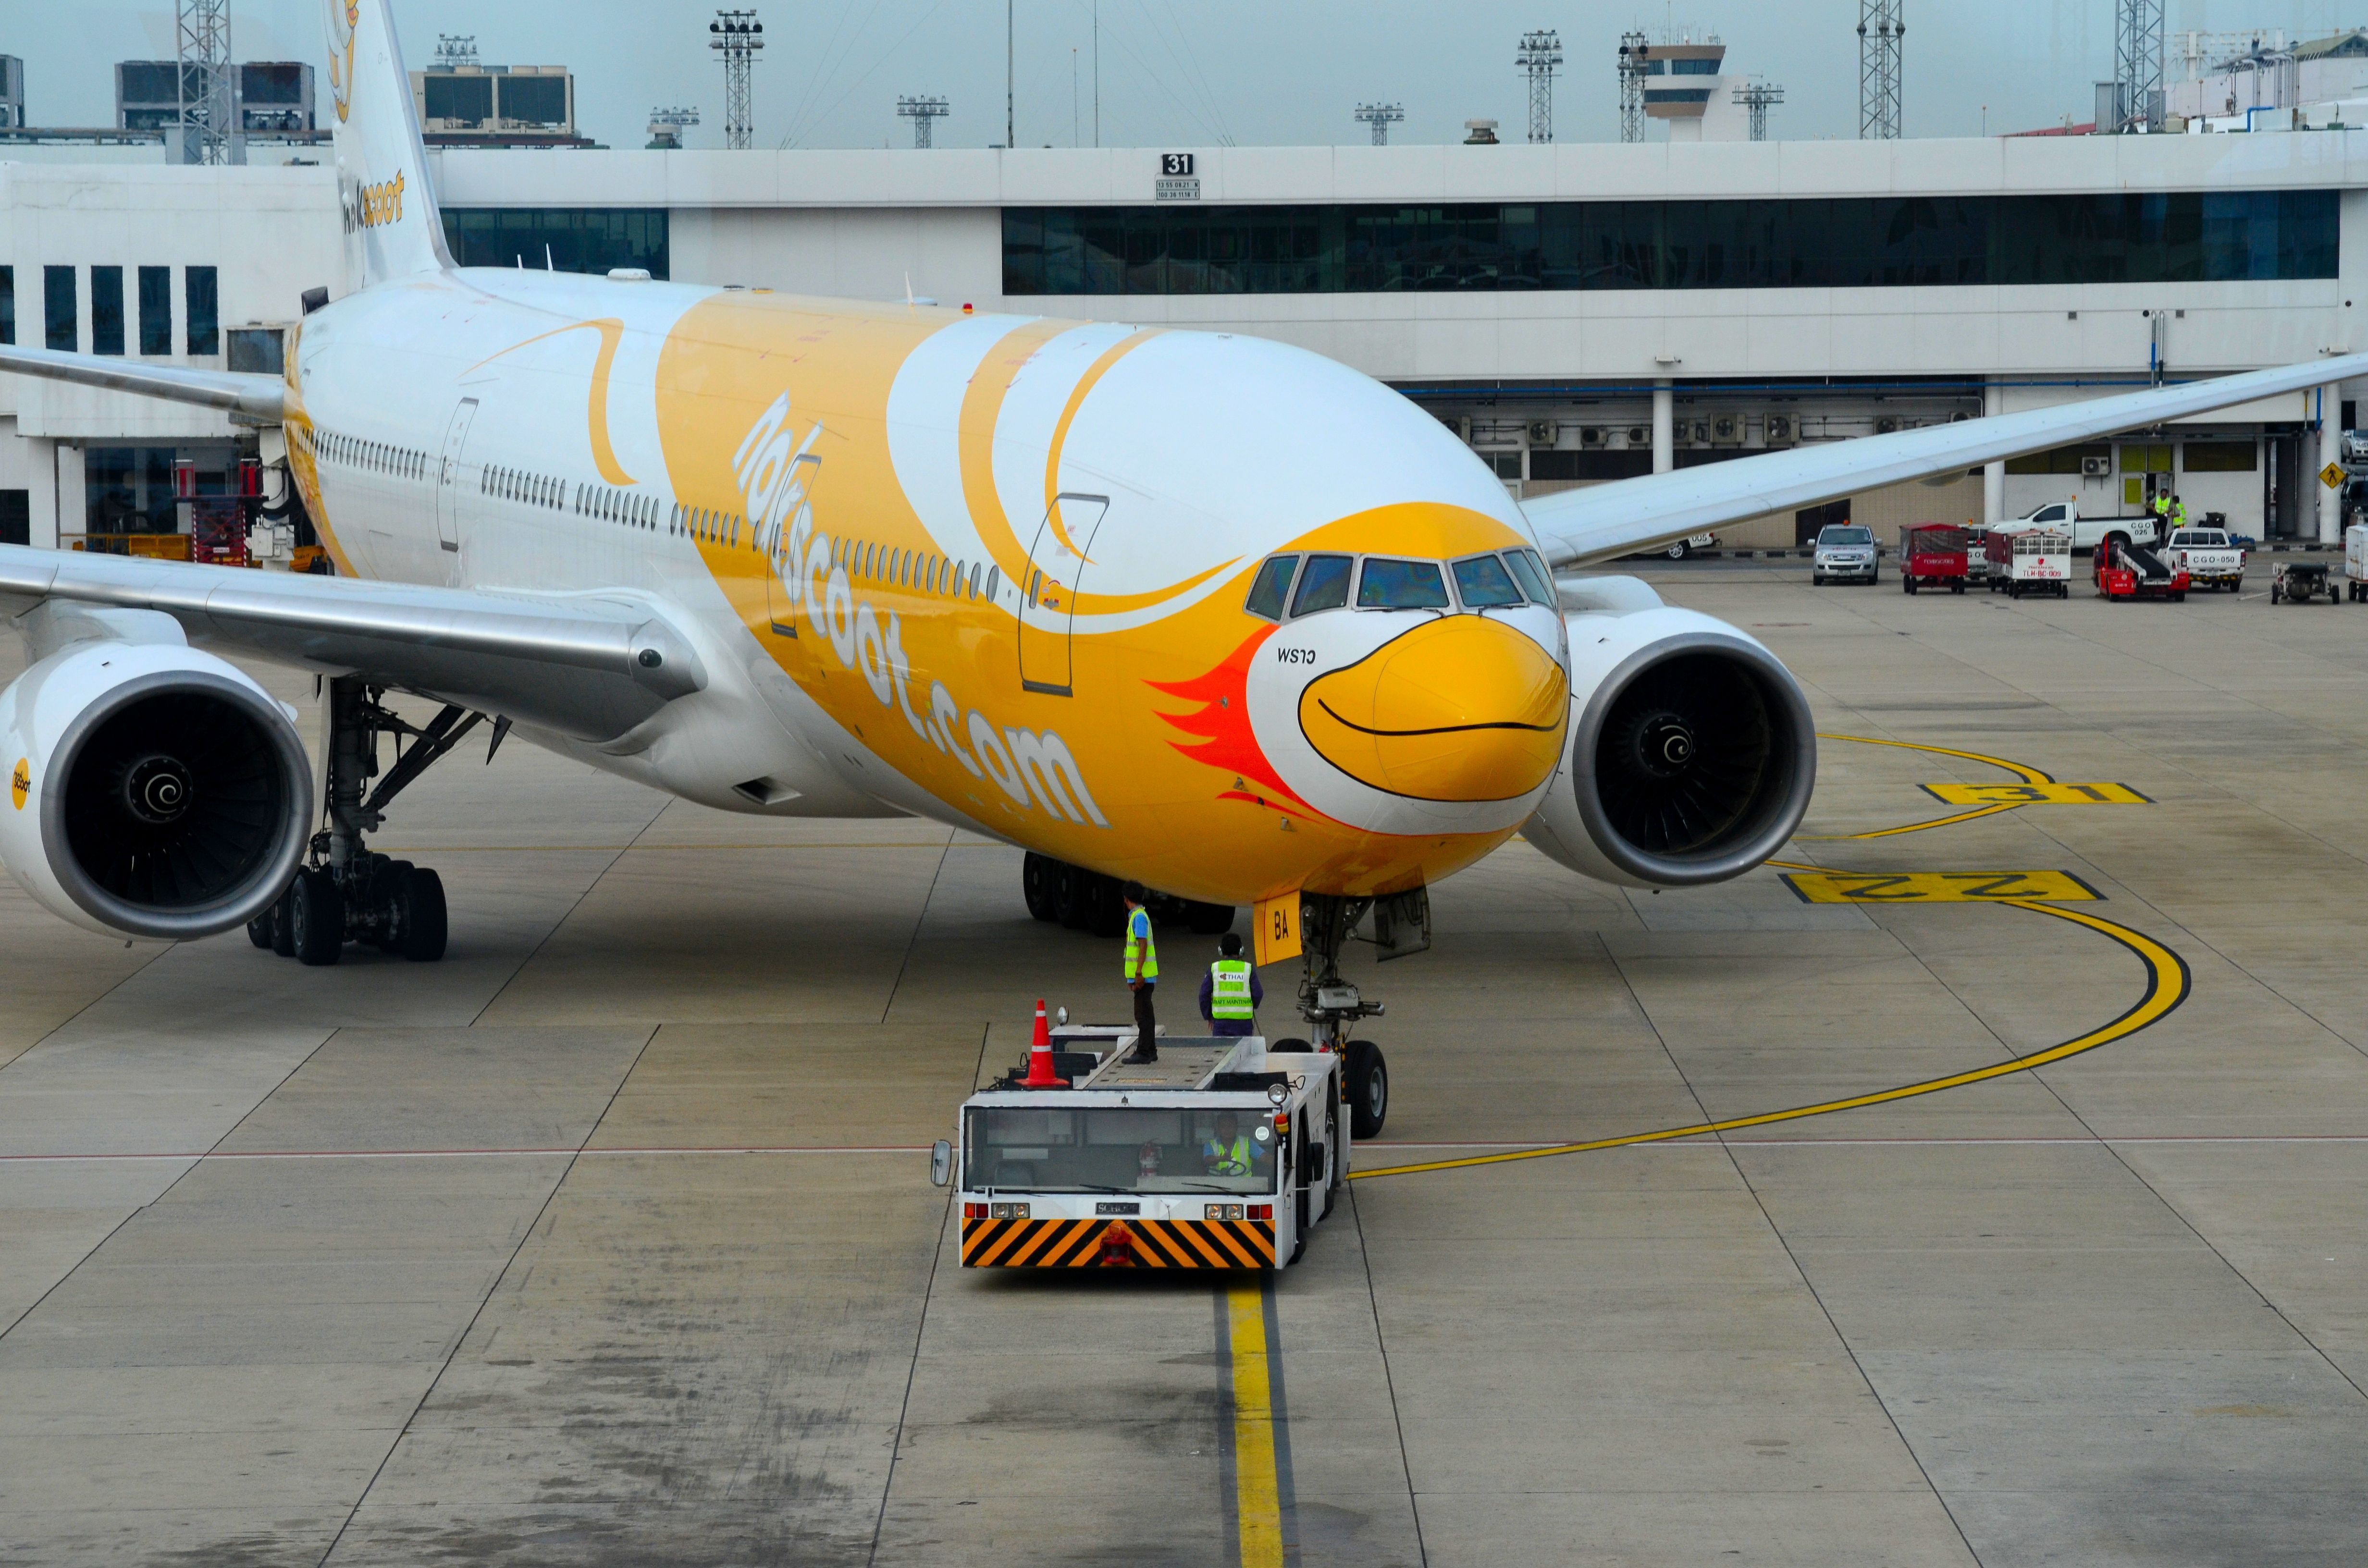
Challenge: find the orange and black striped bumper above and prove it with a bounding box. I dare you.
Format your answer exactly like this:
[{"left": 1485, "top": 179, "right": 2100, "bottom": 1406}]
[{"left": 961, "top": 1214, "right": 1277, "bottom": 1269}]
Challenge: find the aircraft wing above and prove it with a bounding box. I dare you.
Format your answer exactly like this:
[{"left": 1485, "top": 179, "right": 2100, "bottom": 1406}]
[
  {"left": 0, "top": 545, "right": 706, "bottom": 742},
  {"left": 0, "top": 343, "right": 285, "bottom": 422},
  {"left": 1523, "top": 352, "right": 2368, "bottom": 568}
]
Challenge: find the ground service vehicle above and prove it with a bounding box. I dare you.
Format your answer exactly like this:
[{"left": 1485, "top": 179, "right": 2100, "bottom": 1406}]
[
  {"left": 2163, "top": 528, "right": 2245, "bottom": 591},
  {"left": 2272, "top": 559, "right": 2338, "bottom": 604},
  {"left": 2346, "top": 524, "right": 2368, "bottom": 600},
  {"left": 1812, "top": 524, "right": 1880, "bottom": 585},
  {"left": 1899, "top": 525, "right": 1972, "bottom": 594},
  {"left": 1986, "top": 528, "right": 2072, "bottom": 598},
  {"left": 2095, "top": 538, "right": 2188, "bottom": 601},
  {"left": 2010, "top": 500, "right": 2158, "bottom": 555},
  {"left": 947, "top": 1033, "right": 1346, "bottom": 1270}
]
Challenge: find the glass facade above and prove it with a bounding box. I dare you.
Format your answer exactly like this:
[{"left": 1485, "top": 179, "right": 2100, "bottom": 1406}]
[
  {"left": 1003, "top": 191, "right": 2338, "bottom": 295},
  {"left": 137, "top": 266, "right": 171, "bottom": 355},
  {"left": 441, "top": 209, "right": 669, "bottom": 278},
  {"left": 90, "top": 267, "right": 124, "bottom": 356},
  {"left": 44, "top": 265, "right": 74, "bottom": 351},
  {"left": 185, "top": 266, "right": 218, "bottom": 355}
]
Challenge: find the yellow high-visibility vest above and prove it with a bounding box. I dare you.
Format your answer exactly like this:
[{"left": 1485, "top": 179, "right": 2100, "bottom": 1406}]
[
  {"left": 1209, "top": 959, "right": 1254, "bottom": 1019},
  {"left": 1124, "top": 906, "right": 1159, "bottom": 980}
]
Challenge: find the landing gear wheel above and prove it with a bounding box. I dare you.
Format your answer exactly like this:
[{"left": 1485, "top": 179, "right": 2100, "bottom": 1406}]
[
  {"left": 1085, "top": 873, "right": 1125, "bottom": 939},
  {"left": 290, "top": 868, "right": 344, "bottom": 967},
  {"left": 269, "top": 884, "right": 296, "bottom": 957},
  {"left": 1022, "top": 852, "right": 1060, "bottom": 921},
  {"left": 246, "top": 907, "right": 275, "bottom": 948},
  {"left": 1346, "top": 1040, "right": 1388, "bottom": 1139},
  {"left": 1273, "top": 1037, "right": 1313, "bottom": 1054},
  {"left": 1054, "top": 864, "right": 1089, "bottom": 930},
  {"left": 395, "top": 867, "right": 447, "bottom": 962}
]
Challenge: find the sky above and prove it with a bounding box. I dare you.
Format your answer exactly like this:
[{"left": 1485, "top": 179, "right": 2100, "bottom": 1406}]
[{"left": 12, "top": 1, "right": 2368, "bottom": 151}]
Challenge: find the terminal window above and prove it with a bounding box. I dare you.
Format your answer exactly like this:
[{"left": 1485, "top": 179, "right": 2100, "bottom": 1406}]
[
  {"left": 138, "top": 267, "right": 171, "bottom": 355},
  {"left": 0, "top": 266, "right": 12, "bottom": 345},
  {"left": 90, "top": 267, "right": 124, "bottom": 356},
  {"left": 185, "top": 267, "right": 219, "bottom": 356},
  {"left": 0, "top": 490, "right": 26, "bottom": 548},
  {"left": 498, "top": 75, "right": 568, "bottom": 128},
  {"left": 1004, "top": 191, "right": 2338, "bottom": 295},
  {"left": 441, "top": 209, "right": 668, "bottom": 279},
  {"left": 43, "top": 266, "right": 74, "bottom": 352},
  {"left": 423, "top": 74, "right": 493, "bottom": 127}
]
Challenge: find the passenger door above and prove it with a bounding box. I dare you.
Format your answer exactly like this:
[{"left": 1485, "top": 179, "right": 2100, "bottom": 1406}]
[
  {"left": 764, "top": 453, "right": 821, "bottom": 639},
  {"left": 433, "top": 398, "right": 479, "bottom": 573},
  {"left": 1018, "top": 492, "right": 1107, "bottom": 697}
]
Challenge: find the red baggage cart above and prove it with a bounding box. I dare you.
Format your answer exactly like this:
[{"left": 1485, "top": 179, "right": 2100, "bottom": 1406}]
[{"left": 1899, "top": 524, "right": 1972, "bottom": 595}]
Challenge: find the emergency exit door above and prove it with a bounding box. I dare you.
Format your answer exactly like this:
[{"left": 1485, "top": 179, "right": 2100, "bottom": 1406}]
[
  {"left": 1018, "top": 492, "right": 1107, "bottom": 696},
  {"left": 434, "top": 398, "right": 478, "bottom": 558}
]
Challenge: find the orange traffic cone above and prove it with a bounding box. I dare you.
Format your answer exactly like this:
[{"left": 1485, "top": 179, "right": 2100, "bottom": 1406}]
[{"left": 1021, "top": 998, "right": 1068, "bottom": 1088}]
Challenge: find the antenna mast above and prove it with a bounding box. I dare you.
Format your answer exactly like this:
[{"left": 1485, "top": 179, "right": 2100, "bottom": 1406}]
[
  {"left": 710, "top": 10, "right": 764, "bottom": 150},
  {"left": 2113, "top": 0, "right": 2165, "bottom": 131}
]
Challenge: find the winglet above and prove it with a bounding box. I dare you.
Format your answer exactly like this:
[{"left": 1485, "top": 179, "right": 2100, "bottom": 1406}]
[{"left": 325, "top": 0, "right": 451, "bottom": 283}]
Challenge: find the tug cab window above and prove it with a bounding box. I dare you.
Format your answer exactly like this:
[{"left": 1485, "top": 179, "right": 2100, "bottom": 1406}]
[
  {"left": 1357, "top": 557, "right": 1451, "bottom": 609},
  {"left": 964, "top": 1104, "right": 1279, "bottom": 1195},
  {"left": 1291, "top": 553, "right": 1353, "bottom": 616},
  {"left": 1450, "top": 553, "right": 1525, "bottom": 607},
  {"left": 1244, "top": 554, "right": 1298, "bottom": 620}
]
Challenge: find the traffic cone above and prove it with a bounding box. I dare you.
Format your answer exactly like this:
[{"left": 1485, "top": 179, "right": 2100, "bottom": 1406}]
[{"left": 1021, "top": 998, "right": 1068, "bottom": 1088}]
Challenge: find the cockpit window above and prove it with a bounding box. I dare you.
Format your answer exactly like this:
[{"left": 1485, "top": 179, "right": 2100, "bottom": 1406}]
[
  {"left": 1357, "top": 558, "right": 1451, "bottom": 610},
  {"left": 1505, "top": 549, "right": 1557, "bottom": 605},
  {"left": 1244, "top": 554, "right": 1299, "bottom": 621},
  {"left": 1451, "top": 554, "right": 1525, "bottom": 608},
  {"left": 1292, "top": 554, "right": 1354, "bottom": 616}
]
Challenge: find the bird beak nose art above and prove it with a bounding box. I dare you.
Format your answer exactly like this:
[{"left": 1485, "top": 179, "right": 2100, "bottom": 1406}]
[{"left": 1297, "top": 616, "right": 1568, "bottom": 803}]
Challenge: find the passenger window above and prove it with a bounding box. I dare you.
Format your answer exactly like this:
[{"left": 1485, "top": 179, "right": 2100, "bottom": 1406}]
[
  {"left": 1244, "top": 554, "right": 1298, "bottom": 620},
  {"left": 1450, "top": 554, "right": 1524, "bottom": 608},
  {"left": 1505, "top": 548, "right": 1556, "bottom": 605},
  {"left": 1291, "top": 554, "right": 1353, "bottom": 616},
  {"left": 1357, "top": 557, "right": 1450, "bottom": 610}
]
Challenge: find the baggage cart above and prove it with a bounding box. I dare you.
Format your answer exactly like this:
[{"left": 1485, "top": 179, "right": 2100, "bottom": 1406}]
[
  {"left": 2346, "top": 524, "right": 2368, "bottom": 600},
  {"left": 2094, "top": 537, "right": 2188, "bottom": 602},
  {"left": 1898, "top": 525, "right": 1972, "bottom": 595},
  {"left": 2272, "top": 559, "right": 2338, "bottom": 605},
  {"left": 1986, "top": 528, "right": 2072, "bottom": 599}
]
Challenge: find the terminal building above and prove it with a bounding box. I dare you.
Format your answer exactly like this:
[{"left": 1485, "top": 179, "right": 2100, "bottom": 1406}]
[{"left": 2, "top": 129, "right": 2365, "bottom": 551}]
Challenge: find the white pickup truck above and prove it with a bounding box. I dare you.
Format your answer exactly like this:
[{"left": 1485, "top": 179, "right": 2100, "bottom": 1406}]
[
  {"left": 1999, "top": 500, "right": 2158, "bottom": 555},
  {"left": 2161, "top": 527, "right": 2245, "bottom": 591}
]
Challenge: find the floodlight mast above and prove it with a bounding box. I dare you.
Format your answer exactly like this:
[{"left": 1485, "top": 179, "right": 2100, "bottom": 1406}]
[
  {"left": 1733, "top": 78, "right": 1785, "bottom": 142},
  {"left": 710, "top": 10, "right": 764, "bottom": 150},
  {"left": 1617, "top": 32, "right": 1649, "bottom": 144},
  {"left": 1354, "top": 102, "right": 1405, "bottom": 146},
  {"left": 1517, "top": 29, "right": 1563, "bottom": 144},
  {"left": 1857, "top": 0, "right": 1902, "bottom": 139},
  {"left": 175, "top": 0, "right": 236, "bottom": 165},
  {"left": 897, "top": 95, "right": 950, "bottom": 148}
]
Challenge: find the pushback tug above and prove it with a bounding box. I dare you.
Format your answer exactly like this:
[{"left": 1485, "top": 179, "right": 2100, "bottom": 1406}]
[{"left": 930, "top": 1004, "right": 1371, "bottom": 1270}]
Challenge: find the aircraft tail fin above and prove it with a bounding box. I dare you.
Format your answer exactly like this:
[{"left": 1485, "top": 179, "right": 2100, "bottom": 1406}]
[{"left": 325, "top": 0, "right": 451, "bottom": 283}]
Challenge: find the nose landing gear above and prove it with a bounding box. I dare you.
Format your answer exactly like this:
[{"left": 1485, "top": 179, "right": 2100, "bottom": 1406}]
[
  {"left": 244, "top": 675, "right": 496, "bottom": 966},
  {"left": 1277, "top": 890, "right": 1425, "bottom": 1139}
]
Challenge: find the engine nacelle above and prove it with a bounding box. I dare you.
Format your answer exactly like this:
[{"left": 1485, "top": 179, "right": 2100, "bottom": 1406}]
[
  {"left": 0, "top": 641, "right": 312, "bottom": 940},
  {"left": 1522, "top": 606, "right": 1816, "bottom": 889}
]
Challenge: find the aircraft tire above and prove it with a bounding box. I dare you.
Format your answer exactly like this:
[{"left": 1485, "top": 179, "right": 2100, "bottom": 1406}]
[
  {"left": 1346, "top": 1041, "right": 1388, "bottom": 1139},
  {"left": 396, "top": 869, "right": 448, "bottom": 962},
  {"left": 1022, "top": 853, "right": 1060, "bottom": 921},
  {"left": 291, "top": 869, "right": 344, "bottom": 967}
]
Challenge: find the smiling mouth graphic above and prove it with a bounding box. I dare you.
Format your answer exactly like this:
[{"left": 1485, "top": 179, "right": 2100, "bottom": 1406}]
[{"left": 1297, "top": 617, "right": 1569, "bottom": 803}]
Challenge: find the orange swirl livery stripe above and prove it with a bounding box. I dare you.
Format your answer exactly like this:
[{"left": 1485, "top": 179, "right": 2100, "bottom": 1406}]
[
  {"left": 1043, "top": 328, "right": 1161, "bottom": 559},
  {"left": 959, "top": 318, "right": 1071, "bottom": 584},
  {"left": 463, "top": 318, "right": 637, "bottom": 486}
]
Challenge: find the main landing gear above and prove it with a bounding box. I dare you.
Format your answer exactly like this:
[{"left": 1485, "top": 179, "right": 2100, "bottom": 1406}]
[
  {"left": 245, "top": 674, "right": 501, "bottom": 967},
  {"left": 1020, "top": 852, "right": 1235, "bottom": 940}
]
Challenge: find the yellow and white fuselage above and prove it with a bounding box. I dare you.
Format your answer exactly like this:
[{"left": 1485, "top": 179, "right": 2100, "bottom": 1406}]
[{"left": 288, "top": 270, "right": 1572, "bottom": 906}]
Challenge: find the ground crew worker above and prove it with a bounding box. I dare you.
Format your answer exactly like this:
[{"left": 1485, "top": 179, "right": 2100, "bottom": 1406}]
[
  {"left": 1198, "top": 932, "right": 1263, "bottom": 1037},
  {"left": 2149, "top": 491, "right": 2170, "bottom": 537},
  {"left": 1203, "top": 1112, "right": 1253, "bottom": 1176},
  {"left": 2169, "top": 494, "right": 2189, "bottom": 534},
  {"left": 1121, "top": 881, "right": 1158, "bottom": 1064}
]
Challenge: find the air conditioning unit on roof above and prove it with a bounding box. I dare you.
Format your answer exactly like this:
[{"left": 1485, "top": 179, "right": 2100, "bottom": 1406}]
[
  {"left": 1764, "top": 413, "right": 1795, "bottom": 445},
  {"left": 2080, "top": 455, "right": 2112, "bottom": 478},
  {"left": 1528, "top": 420, "right": 1557, "bottom": 445},
  {"left": 1579, "top": 426, "right": 1606, "bottom": 448}
]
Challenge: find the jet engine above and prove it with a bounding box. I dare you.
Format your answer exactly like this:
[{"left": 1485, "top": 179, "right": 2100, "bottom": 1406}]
[
  {"left": 0, "top": 640, "right": 313, "bottom": 940},
  {"left": 1522, "top": 603, "right": 1815, "bottom": 889}
]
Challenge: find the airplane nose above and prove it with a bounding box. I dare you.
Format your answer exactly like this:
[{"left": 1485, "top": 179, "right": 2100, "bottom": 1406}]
[{"left": 1297, "top": 616, "right": 1568, "bottom": 802}]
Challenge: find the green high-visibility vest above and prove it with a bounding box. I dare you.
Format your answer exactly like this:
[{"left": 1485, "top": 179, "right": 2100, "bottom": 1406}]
[
  {"left": 1209, "top": 959, "right": 1255, "bottom": 1020},
  {"left": 1124, "top": 906, "right": 1159, "bottom": 980},
  {"left": 1204, "top": 1135, "right": 1252, "bottom": 1175}
]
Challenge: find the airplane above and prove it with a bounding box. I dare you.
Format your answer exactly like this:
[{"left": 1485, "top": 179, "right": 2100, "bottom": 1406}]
[{"left": 2, "top": 0, "right": 2361, "bottom": 1115}]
